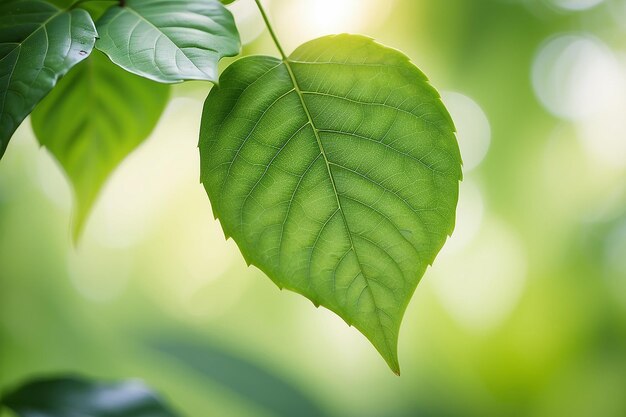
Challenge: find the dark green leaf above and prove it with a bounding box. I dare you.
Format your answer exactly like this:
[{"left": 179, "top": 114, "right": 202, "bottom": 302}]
[
  {"left": 95, "top": 0, "right": 240, "bottom": 83},
  {"left": 31, "top": 51, "right": 169, "bottom": 239},
  {"left": 199, "top": 35, "right": 462, "bottom": 374},
  {"left": 1, "top": 375, "right": 179, "bottom": 417},
  {"left": 0, "top": 0, "right": 97, "bottom": 159}
]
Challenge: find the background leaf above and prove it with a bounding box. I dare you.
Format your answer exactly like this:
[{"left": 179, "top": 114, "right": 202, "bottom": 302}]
[
  {"left": 95, "top": 0, "right": 240, "bottom": 83},
  {"left": 199, "top": 34, "right": 462, "bottom": 373},
  {"left": 150, "top": 336, "right": 332, "bottom": 417},
  {"left": 1, "top": 376, "right": 179, "bottom": 417},
  {"left": 31, "top": 51, "right": 169, "bottom": 239},
  {"left": 0, "top": 0, "right": 97, "bottom": 159}
]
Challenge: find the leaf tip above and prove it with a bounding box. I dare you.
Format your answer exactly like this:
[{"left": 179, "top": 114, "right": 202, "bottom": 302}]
[
  {"left": 70, "top": 209, "right": 88, "bottom": 246},
  {"left": 386, "top": 354, "right": 401, "bottom": 376}
]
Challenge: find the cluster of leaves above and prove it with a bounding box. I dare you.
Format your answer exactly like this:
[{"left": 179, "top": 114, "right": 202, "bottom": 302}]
[
  {"left": 0, "top": 0, "right": 240, "bottom": 236},
  {"left": 0, "top": 0, "right": 462, "bottom": 372}
]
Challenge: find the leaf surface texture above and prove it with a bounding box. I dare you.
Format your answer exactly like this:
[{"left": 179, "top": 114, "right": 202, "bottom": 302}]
[
  {"left": 95, "top": 0, "right": 240, "bottom": 83},
  {"left": 0, "top": 0, "right": 97, "bottom": 158},
  {"left": 200, "top": 35, "right": 462, "bottom": 372}
]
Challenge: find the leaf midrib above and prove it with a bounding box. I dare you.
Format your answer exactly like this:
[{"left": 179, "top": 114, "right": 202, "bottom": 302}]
[{"left": 281, "top": 57, "right": 397, "bottom": 367}]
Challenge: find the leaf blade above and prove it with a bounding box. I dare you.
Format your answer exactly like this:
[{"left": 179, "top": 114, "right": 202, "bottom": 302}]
[
  {"left": 95, "top": 0, "right": 240, "bottom": 83},
  {"left": 200, "top": 35, "right": 461, "bottom": 373},
  {"left": 31, "top": 51, "right": 169, "bottom": 239},
  {"left": 2, "top": 375, "right": 179, "bottom": 417},
  {"left": 0, "top": 0, "right": 97, "bottom": 159}
]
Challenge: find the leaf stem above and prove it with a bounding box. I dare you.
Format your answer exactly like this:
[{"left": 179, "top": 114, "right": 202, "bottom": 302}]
[{"left": 253, "top": 0, "right": 287, "bottom": 60}]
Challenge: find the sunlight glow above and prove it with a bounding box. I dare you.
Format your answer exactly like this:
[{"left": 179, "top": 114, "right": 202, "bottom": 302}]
[
  {"left": 533, "top": 34, "right": 626, "bottom": 168},
  {"left": 441, "top": 92, "right": 491, "bottom": 172},
  {"left": 274, "top": 0, "right": 395, "bottom": 51},
  {"left": 431, "top": 218, "right": 527, "bottom": 333},
  {"left": 228, "top": 0, "right": 271, "bottom": 45},
  {"left": 532, "top": 34, "right": 622, "bottom": 121}
]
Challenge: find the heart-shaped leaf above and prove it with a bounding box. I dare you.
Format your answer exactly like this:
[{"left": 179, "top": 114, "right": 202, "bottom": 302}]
[
  {"left": 199, "top": 34, "right": 462, "bottom": 373},
  {"left": 1, "top": 376, "right": 179, "bottom": 417},
  {"left": 95, "top": 0, "right": 240, "bottom": 83},
  {"left": 0, "top": 0, "right": 97, "bottom": 159},
  {"left": 31, "top": 51, "right": 169, "bottom": 239}
]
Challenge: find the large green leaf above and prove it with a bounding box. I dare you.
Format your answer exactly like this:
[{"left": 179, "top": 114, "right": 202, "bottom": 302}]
[
  {"left": 0, "top": 0, "right": 97, "bottom": 159},
  {"left": 1, "top": 376, "right": 179, "bottom": 416},
  {"left": 199, "top": 35, "right": 462, "bottom": 373},
  {"left": 31, "top": 51, "right": 169, "bottom": 239},
  {"left": 95, "top": 0, "right": 240, "bottom": 83}
]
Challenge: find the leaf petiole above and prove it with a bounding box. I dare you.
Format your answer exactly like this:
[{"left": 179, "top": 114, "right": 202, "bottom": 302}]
[{"left": 253, "top": 0, "right": 287, "bottom": 60}]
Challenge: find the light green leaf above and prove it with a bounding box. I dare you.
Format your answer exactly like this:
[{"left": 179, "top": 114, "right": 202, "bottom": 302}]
[
  {"left": 2, "top": 375, "right": 179, "bottom": 417},
  {"left": 199, "top": 34, "right": 462, "bottom": 374},
  {"left": 31, "top": 51, "right": 169, "bottom": 239},
  {"left": 0, "top": 0, "right": 97, "bottom": 159},
  {"left": 95, "top": 0, "right": 240, "bottom": 83}
]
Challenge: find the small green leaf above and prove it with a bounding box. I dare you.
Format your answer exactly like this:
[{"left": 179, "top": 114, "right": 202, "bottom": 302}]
[
  {"left": 0, "top": 0, "right": 97, "bottom": 159},
  {"left": 31, "top": 51, "right": 169, "bottom": 239},
  {"left": 95, "top": 0, "right": 240, "bottom": 83},
  {"left": 199, "top": 35, "right": 461, "bottom": 374},
  {"left": 1, "top": 375, "right": 179, "bottom": 417}
]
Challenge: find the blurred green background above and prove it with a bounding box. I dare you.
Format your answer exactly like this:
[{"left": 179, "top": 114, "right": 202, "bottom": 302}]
[{"left": 1, "top": 0, "right": 626, "bottom": 416}]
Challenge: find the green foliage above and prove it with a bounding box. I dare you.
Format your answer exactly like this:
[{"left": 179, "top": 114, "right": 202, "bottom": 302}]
[
  {"left": 31, "top": 51, "right": 169, "bottom": 238},
  {"left": 0, "top": 0, "right": 460, "bottom": 372},
  {"left": 0, "top": 0, "right": 97, "bottom": 158},
  {"left": 199, "top": 34, "right": 461, "bottom": 373},
  {"left": 95, "top": 0, "right": 240, "bottom": 83},
  {"left": 1, "top": 376, "right": 179, "bottom": 416}
]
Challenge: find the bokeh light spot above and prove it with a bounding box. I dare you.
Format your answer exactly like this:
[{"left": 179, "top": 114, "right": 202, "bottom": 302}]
[
  {"left": 549, "top": 0, "right": 606, "bottom": 11},
  {"left": 430, "top": 218, "right": 528, "bottom": 333},
  {"left": 441, "top": 92, "right": 491, "bottom": 172},
  {"left": 532, "top": 34, "right": 624, "bottom": 121}
]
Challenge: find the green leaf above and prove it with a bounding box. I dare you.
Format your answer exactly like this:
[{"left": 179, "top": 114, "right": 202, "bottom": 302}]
[
  {"left": 31, "top": 51, "right": 169, "bottom": 239},
  {"left": 150, "top": 336, "right": 331, "bottom": 417},
  {"left": 199, "top": 34, "right": 462, "bottom": 374},
  {"left": 0, "top": 0, "right": 97, "bottom": 159},
  {"left": 95, "top": 0, "right": 240, "bottom": 83},
  {"left": 1, "top": 375, "right": 179, "bottom": 416}
]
